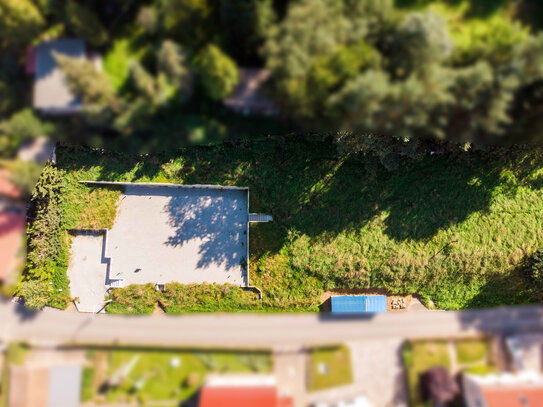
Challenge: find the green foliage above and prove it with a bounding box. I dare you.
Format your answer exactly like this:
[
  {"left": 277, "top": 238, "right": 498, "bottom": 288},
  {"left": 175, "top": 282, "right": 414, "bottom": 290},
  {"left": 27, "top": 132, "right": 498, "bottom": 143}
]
[
  {"left": 404, "top": 340, "right": 451, "bottom": 407},
  {"left": 219, "top": 0, "right": 275, "bottom": 64},
  {"left": 97, "top": 349, "right": 270, "bottom": 403},
  {"left": 21, "top": 279, "right": 50, "bottom": 310},
  {"left": 389, "top": 11, "right": 452, "bottom": 77},
  {"left": 1, "top": 160, "right": 44, "bottom": 198},
  {"left": 103, "top": 38, "right": 146, "bottom": 92},
  {"left": 196, "top": 44, "right": 239, "bottom": 101},
  {"left": 106, "top": 284, "right": 159, "bottom": 314},
  {"left": 26, "top": 163, "right": 65, "bottom": 273},
  {"left": 54, "top": 54, "right": 114, "bottom": 106},
  {"left": 522, "top": 248, "right": 543, "bottom": 287},
  {"left": 129, "top": 61, "right": 158, "bottom": 102},
  {"left": 450, "top": 15, "right": 529, "bottom": 66},
  {"left": 160, "top": 283, "right": 261, "bottom": 312},
  {"left": 137, "top": 7, "right": 158, "bottom": 35},
  {"left": 157, "top": 40, "right": 193, "bottom": 101},
  {"left": 106, "top": 282, "right": 261, "bottom": 314},
  {"left": 0, "top": 109, "right": 51, "bottom": 158},
  {"left": 308, "top": 346, "right": 353, "bottom": 392},
  {"left": 64, "top": 0, "right": 108, "bottom": 47},
  {"left": 0, "top": 0, "right": 45, "bottom": 47},
  {"left": 81, "top": 367, "right": 94, "bottom": 402},
  {"left": 0, "top": 80, "right": 25, "bottom": 117},
  {"left": 6, "top": 342, "right": 29, "bottom": 365},
  {"left": 160, "top": 0, "right": 214, "bottom": 49},
  {"left": 57, "top": 141, "right": 543, "bottom": 311},
  {"left": 456, "top": 339, "right": 489, "bottom": 364}
]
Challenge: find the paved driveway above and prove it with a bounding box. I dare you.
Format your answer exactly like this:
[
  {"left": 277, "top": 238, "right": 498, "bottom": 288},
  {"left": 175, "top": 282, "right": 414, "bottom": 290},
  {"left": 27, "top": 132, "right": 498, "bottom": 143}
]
[{"left": 67, "top": 233, "right": 108, "bottom": 313}]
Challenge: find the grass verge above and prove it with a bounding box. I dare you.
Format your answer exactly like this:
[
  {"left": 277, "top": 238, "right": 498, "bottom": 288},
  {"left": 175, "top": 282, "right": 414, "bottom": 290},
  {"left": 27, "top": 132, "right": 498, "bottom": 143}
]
[{"left": 307, "top": 345, "right": 353, "bottom": 392}]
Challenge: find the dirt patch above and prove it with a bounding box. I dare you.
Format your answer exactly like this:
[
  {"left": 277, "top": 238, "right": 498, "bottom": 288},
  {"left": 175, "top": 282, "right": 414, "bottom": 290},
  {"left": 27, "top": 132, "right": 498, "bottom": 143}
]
[{"left": 321, "top": 289, "right": 412, "bottom": 312}]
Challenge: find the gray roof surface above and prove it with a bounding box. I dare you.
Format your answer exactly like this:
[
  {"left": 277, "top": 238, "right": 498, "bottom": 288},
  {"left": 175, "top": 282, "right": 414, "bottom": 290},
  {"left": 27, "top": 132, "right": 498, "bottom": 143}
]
[
  {"left": 33, "top": 38, "right": 85, "bottom": 112},
  {"left": 48, "top": 365, "right": 82, "bottom": 407}
]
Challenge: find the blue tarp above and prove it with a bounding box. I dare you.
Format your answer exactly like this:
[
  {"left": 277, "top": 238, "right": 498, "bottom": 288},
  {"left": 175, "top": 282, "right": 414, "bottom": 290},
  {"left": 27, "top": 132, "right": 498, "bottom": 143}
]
[{"left": 331, "top": 295, "right": 387, "bottom": 313}]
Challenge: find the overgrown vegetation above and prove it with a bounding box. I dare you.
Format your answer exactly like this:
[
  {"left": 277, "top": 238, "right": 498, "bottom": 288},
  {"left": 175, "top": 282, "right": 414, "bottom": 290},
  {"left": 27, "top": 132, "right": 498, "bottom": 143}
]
[
  {"left": 55, "top": 140, "right": 543, "bottom": 311},
  {"left": 22, "top": 162, "right": 71, "bottom": 309},
  {"left": 106, "top": 283, "right": 262, "bottom": 314}
]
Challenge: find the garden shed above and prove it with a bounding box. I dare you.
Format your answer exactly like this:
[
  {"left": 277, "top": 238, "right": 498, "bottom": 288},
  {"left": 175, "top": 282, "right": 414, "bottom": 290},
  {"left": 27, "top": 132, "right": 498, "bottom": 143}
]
[{"left": 331, "top": 295, "right": 387, "bottom": 314}]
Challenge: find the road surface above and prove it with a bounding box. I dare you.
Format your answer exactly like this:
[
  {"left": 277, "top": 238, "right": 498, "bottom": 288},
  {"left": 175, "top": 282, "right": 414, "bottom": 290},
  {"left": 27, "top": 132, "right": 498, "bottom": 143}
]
[{"left": 2, "top": 300, "right": 543, "bottom": 349}]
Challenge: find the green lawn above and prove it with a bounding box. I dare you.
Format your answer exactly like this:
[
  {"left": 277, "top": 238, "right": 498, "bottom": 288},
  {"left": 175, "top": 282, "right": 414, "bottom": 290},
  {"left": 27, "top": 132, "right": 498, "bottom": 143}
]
[
  {"left": 88, "top": 349, "right": 270, "bottom": 404},
  {"left": 403, "top": 341, "right": 451, "bottom": 407},
  {"left": 308, "top": 345, "right": 353, "bottom": 392},
  {"left": 53, "top": 140, "right": 543, "bottom": 311},
  {"left": 456, "top": 339, "right": 490, "bottom": 364}
]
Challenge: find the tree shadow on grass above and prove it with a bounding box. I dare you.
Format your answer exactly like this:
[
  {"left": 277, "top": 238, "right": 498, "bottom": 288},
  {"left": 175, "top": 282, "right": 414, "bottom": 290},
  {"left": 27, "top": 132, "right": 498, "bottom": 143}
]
[
  {"left": 57, "top": 141, "right": 543, "bottom": 245},
  {"left": 162, "top": 187, "right": 249, "bottom": 278},
  {"left": 291, "top": 149, "right": 543, "bottom": 242}
]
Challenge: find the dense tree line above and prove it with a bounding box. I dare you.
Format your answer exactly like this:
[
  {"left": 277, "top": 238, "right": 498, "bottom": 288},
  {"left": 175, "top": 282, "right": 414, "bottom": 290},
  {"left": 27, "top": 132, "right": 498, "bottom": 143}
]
[{"left": 1, "top": 0, "right": 543, "bottom": 164}]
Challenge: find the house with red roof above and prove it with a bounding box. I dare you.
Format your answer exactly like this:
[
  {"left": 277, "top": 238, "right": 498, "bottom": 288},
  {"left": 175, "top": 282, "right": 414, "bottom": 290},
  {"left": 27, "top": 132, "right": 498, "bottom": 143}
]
[
  {"left": 463, "top": 371, "right": 543, "bottom": 407},
  {"left": 198, "top": 374, "right": 293, "bottom": 407}
]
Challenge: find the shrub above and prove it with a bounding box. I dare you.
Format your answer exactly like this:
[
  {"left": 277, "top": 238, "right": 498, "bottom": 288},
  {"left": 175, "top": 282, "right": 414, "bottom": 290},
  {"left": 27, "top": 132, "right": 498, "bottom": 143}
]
[
  {"left": 195, "top": 44, "right": 239, "bottom": 100},
  {"left": 159, "top": 282, "right": 261, "bottom": 312},
  {"left": 21, "top": 279, "right": 50, "bottom": 310},
  {"left": 26, "top": 163, "right": 64, "bottom": 272},
  {"left": 523, "top": 248, "right": 543, "bottom": 287},
  {"left": 106, "top": 284, "right": 159, "bottom": 314}
]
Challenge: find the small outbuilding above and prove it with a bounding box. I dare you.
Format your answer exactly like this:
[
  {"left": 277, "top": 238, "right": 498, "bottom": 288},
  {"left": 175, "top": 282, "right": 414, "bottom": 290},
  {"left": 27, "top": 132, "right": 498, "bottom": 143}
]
[{"left": 331, "top": 295, "right": 387, "bottom": 314}]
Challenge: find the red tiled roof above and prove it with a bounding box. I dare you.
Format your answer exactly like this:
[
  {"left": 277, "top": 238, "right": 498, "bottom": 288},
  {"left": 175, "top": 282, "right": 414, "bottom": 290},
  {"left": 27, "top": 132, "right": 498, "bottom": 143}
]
[
  {"left": 0, "top": 211, "right": 26, "bottom": 281},
  {"left": 199, "top": 386, "right": 289, "bottom": 407},
  {"left": 482, "top": 386, "right": 543, "bottom": 407}
]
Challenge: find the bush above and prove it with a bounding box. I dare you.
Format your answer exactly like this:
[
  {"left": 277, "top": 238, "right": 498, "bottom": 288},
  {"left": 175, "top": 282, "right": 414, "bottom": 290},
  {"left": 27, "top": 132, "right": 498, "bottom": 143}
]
[
  {"left": 195, "top": 44, "right": 239, "bottom": 101},
  {"left": 523, "top": 248, "right": 543, "bottom": 287},
  {"left": 26, "top": 163, "right": 65, "bottom": 273},
  {"left": 0, "top": 109, "right": 51, "bottom": 158},
  {"left": 21, "top": 279, "right": 50, "bottom": 310},
  {"left": 106, "top": 284, "right": 159, "bottom": 314},
  {"left": 1, "top": 160, "right": 44, "bottom": 198},
  {"left": 159, "top": 282, "right": 261, "bottom": 312}
]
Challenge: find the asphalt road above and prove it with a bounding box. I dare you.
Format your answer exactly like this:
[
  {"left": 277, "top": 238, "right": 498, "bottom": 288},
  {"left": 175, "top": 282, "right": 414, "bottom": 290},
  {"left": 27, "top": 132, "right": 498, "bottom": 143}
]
[{"left": 2, "top": 300, "right": 543, "bottom": 349}]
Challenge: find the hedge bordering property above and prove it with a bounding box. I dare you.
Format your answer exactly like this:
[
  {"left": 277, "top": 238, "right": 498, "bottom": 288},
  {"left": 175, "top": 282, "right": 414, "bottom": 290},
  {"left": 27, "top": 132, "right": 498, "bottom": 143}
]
[
  {"left": 106, "top": 282, "right": 262, "bottom": 314},
  {"left": 22, "top": 162, "right": 71, "bottom": 309}
]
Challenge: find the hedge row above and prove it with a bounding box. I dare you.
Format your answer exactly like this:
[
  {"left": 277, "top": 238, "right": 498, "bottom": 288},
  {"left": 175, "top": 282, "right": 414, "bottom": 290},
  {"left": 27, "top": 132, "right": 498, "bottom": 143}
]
[
  {"left": 106, "top": 282, "right": 262, "bottom": 314},
  {"left": 22, "top": 162, "right": 71, "bottom": 309}
]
